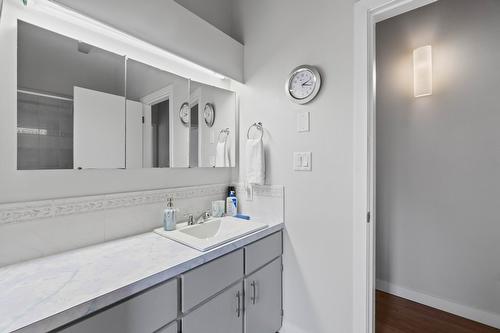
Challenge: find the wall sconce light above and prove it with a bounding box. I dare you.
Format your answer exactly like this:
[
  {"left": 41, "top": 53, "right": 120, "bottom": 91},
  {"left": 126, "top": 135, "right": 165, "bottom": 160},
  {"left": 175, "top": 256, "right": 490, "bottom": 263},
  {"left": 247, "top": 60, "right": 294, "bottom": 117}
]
[{"left": 413, "top": 45, "right": 432, "bottom": 97}]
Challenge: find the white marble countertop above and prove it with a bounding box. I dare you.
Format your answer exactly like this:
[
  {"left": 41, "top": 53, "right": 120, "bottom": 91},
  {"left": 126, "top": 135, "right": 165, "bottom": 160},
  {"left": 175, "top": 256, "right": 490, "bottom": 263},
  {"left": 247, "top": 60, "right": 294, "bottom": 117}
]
[{"left": 0, "top": 218, "right": 284, "bottom": 333}]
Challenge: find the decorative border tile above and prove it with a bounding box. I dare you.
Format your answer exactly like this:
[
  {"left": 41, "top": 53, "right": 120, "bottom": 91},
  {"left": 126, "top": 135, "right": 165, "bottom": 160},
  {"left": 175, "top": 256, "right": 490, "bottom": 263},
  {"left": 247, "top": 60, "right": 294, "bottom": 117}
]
[
  {"left": 0, "top": 202, "right": 54, "bottom": 225},
  {"left": 0, "top": 184, "right": 227, "bottom": 226}
]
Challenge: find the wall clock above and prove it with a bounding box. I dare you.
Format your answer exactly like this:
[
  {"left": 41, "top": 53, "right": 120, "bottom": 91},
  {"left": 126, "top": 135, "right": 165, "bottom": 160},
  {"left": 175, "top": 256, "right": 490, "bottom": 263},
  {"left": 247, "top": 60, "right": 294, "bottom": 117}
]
[
  {"left": 179, "top": 102, "right": 190, "bottom": 126},
  {"left": 203, "top": 103, "right": 216, "bottom": 127},
  {"left": 285, "top": 65, "right": 322, "bottom": 104}
]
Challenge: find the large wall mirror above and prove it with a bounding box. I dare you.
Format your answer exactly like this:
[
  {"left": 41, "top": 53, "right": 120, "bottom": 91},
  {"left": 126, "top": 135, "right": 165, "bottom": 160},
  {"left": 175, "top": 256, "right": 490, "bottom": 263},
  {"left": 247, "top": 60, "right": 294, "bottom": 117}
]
[
  {"left": 17, "top": 21, "right": 126, "bottom": 170},
  {"left": 190, "top": 81, "right": 236, "bottom": 168},
  {"left": 16, "top": 21, "right": 236, "bottom": 170},
  {"left": 126, "top": 59, "right": 190, "bottom": 168}
]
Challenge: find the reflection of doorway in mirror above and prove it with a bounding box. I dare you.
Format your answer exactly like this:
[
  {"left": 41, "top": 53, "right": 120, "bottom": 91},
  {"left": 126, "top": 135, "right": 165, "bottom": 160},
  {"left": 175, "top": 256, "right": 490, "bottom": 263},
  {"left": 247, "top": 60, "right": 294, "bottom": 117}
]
[
  {"left": 139, "top": 84, "right": 175, "bottom": 169},
  {"left": 151, "top": 100, "right": 170, "bottom": 168},
  {"left": 189, "top": 103, "right": 199, "bottom": 168}
]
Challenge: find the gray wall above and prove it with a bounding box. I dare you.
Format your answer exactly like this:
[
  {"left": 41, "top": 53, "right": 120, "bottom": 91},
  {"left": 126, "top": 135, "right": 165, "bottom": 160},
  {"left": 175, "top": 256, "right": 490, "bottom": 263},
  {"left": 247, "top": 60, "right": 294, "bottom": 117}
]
[
  {"left": 233, "top": 0, "right": 355, "bottom": 332},
  {"left": 376, "top": 0, "right": 500, "bottom": 318},
  {"left": 174, "top": 0, "right": 240, "bottom": 42}
]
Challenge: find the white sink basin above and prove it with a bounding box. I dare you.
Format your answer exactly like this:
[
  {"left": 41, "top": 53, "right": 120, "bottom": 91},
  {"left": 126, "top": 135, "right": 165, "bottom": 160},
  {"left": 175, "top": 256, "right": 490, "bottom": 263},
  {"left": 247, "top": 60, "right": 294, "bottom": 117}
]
[{"left": 154, "top": 217, "right": 268, "bottom": 251}]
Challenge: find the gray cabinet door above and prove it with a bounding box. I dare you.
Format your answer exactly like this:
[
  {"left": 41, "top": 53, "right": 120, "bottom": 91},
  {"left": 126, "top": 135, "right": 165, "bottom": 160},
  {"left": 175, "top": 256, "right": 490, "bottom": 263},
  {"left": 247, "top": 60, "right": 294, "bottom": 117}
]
[
  {"left": 182, "top": 282, "right": 244, "bottom": 333},
  {"left": 245, "top": 257, "right": 282, "bottom": 333}
]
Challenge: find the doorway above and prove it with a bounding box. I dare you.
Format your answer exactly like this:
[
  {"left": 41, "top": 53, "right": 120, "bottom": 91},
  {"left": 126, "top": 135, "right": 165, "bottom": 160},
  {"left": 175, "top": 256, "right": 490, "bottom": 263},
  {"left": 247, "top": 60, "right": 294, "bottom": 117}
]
[
  {"left": 189, "top": 102, "right": 199, "bottom": 168},
  {"left": 354, "top": 0, "right": 500, "bottom": 332},
  {"left": 374, "top": 1, "right": 500, "bottom": 330},
  {"left": 151, "top": 99, "right": 170, "bottom": 168}
]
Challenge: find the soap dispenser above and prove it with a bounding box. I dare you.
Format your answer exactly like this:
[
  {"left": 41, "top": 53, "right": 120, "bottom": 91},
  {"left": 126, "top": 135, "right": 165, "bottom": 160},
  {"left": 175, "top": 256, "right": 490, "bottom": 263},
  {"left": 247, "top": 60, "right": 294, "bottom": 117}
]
[{"left": 163, "top": 197, "right": 177, "bottom": 231}]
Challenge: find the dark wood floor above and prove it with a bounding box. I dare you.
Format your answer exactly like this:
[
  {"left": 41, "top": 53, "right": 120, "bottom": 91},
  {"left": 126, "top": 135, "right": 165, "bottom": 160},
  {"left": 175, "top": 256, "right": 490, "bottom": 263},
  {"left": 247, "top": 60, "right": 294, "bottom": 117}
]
[{"left": 376, "top": 290, "right": 500, "bottom": 333}]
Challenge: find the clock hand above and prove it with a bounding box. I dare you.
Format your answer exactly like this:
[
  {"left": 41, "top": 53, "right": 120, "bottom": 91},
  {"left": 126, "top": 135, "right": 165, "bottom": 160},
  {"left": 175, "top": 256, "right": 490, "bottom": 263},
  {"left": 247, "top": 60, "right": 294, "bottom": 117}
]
[{"left": 302, "top": 79, "right": 312, "bottom": 86}]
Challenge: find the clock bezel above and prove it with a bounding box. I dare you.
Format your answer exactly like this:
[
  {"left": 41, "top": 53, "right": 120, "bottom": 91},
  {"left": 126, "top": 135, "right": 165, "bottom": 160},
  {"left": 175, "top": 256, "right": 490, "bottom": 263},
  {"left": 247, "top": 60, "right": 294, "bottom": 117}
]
[
  {"left": 179, "top": 102, "right": 190, "bottom": 126},
  {"left": 203, "top": 103, "right": 216, "bottom": 127},
  {"left": 285, "top": 65, "right": 322, "bottom": 104}
]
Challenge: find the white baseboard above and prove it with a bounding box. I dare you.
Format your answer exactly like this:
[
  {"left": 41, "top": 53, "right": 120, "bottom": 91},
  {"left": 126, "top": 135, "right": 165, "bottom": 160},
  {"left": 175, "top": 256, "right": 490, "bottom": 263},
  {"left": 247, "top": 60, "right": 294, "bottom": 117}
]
[{"left": 376, "top": 279, "right": 500, "bottom": 329}]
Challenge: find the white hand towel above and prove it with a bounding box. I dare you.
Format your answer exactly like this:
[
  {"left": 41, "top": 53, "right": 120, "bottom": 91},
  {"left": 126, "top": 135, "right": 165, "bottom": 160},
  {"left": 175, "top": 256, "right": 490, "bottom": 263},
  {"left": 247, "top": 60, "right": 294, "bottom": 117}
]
[
  {"left": 246, "top": 138, "right": 265, "bottom": 185},
  {"left": 216, "top": 139, "right": 230, "bottom": 167}
]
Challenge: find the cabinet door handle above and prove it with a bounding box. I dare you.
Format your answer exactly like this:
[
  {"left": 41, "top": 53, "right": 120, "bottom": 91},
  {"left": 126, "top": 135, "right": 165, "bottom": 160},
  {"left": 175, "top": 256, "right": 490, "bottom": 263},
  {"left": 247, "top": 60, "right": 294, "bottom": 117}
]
[
  {"left": 236, "top": 290, "right": 241, "bottom": 317},
  {"left": 250, "top": 281, "right": 257, "bottom": 305}
]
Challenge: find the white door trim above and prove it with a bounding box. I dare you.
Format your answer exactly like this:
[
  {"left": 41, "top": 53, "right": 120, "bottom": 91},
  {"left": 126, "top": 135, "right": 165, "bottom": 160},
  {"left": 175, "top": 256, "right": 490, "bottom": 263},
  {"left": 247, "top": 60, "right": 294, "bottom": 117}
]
[
  {"left": 352, "top": 1, "right": 438, "bottom": 332},
  {"left": 140, "top": 85, "right": 174, "bottom": 167},
  {"left": 140, "top": 85, "right": 173, "bottom": 106}
]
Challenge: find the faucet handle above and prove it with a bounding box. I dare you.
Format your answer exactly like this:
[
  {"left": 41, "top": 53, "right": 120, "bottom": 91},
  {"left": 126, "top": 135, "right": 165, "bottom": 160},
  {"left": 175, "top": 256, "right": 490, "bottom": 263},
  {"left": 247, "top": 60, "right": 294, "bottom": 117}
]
[{"left": 184, "top": 213, "right": 194, "bottom": 225}]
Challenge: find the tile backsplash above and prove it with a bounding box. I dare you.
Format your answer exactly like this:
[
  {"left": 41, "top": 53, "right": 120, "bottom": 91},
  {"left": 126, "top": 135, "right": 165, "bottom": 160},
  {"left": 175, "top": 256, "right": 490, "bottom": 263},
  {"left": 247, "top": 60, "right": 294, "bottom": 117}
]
[
  {"left": 0, "top": 184, "right": 227, "bottom": 267},
  {"left": 0, "top": 183, "right": 285, "bottom": 267}
]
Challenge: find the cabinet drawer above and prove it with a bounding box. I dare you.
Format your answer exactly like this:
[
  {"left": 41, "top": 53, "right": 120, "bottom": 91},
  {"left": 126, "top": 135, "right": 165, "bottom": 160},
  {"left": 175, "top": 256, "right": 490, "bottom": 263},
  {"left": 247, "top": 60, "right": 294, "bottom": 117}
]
[
  {"left": 181, "top": 249, "right": 244, "bottom": 312},
  {"left": 59, "top": 278, "right": 178, "bottom": 333},
  {"left": 245, "top": 232, "right": 282, "bottom": 275}
]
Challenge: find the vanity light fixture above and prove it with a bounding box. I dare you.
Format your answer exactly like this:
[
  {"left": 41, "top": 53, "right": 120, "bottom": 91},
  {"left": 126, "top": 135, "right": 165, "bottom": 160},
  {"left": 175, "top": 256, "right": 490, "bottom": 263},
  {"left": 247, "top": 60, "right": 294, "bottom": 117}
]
[
  {"left": 212, "top": 71, "right": 226, "bottom": 80},
  {"left": 413, "top": 45, "right": 432, "bottom": 97}
]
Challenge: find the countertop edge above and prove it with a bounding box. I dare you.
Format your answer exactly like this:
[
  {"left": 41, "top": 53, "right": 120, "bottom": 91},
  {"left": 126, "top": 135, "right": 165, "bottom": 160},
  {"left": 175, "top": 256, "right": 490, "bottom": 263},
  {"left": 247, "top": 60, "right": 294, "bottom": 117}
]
[{"left": 13, "top": 223, "right": 284, "bottom": 333}]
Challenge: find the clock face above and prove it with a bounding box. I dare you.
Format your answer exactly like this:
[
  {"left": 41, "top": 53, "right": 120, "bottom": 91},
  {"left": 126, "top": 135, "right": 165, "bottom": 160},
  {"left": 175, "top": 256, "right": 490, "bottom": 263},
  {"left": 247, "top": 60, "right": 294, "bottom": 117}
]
[
  {"left": 286, "top": 65, "right": 321, "bottom": 104},
  {"left": 289, "top": 69, "right": 316, "bottom": 99},
  {"left": 203, "top": 103, "right": 215, "bottom": 127},
  {"left": 179, "top": 102, "right": 190, "bottom": 125}
]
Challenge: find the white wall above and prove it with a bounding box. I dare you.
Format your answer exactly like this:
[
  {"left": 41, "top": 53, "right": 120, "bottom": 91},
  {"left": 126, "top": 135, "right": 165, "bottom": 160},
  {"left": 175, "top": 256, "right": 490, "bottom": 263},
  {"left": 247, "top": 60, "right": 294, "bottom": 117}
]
[
  {"left": 0, "top": 0, "right": 235, "bottom": 203},
  {"left": 376, "top": 0, "right": 500, "bottom": 323},
  {"left": 232, "top": 1, "right": 355, "bottom": 332}
]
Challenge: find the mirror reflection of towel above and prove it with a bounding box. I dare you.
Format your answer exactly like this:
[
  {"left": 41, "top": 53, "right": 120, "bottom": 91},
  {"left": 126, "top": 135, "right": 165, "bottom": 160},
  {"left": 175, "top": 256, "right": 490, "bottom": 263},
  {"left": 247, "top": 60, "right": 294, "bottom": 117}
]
[
  {"left": 216, "top": 139, "right": 230, "bottom": 167},
  {"left": 246, "top": 138, "right": 265, "bottom": 185}
]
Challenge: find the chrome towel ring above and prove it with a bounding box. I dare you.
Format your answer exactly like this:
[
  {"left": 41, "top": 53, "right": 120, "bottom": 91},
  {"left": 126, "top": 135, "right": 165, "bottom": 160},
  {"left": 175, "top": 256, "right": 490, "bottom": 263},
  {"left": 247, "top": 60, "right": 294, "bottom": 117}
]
[
  {"left": 247, "top": 122, "right": 263, "bottom": 140},
  {"left": 218, "top": 128, "right": 230, "bottom": 142}
]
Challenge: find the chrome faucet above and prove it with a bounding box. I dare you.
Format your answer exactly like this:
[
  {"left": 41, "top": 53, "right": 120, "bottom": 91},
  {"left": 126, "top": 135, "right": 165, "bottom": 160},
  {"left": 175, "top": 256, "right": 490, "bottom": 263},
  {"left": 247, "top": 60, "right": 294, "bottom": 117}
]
[{"left": 186, "top": 211, "right": 211, "bottom": 225}]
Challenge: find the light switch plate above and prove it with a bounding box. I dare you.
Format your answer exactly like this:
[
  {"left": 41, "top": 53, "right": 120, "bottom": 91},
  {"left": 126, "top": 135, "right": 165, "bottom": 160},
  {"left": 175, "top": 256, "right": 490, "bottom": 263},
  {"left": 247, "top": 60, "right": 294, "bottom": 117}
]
[
  {"left": 297, "top": 112, "right": 310, "bottom": 132},
  {"left": 293, "top": 152, "right": 312, "bottom": 171}
]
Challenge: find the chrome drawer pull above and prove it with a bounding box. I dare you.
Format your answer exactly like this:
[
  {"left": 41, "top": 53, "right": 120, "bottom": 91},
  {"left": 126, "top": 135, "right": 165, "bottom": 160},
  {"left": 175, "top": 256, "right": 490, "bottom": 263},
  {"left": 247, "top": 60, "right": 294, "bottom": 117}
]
[
  {"left": 250, "top": 281, "right": 257, "bottom": 305},
  {"left": 236, "top": 290, "right": 241, "bottom": 317}
]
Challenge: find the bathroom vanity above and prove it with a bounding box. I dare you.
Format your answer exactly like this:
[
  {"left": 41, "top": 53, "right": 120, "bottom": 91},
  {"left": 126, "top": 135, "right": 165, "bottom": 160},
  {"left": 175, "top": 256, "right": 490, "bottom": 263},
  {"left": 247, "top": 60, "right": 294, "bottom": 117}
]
[{"left": 0, "top": 221, "right": 283, "bottom": 333}]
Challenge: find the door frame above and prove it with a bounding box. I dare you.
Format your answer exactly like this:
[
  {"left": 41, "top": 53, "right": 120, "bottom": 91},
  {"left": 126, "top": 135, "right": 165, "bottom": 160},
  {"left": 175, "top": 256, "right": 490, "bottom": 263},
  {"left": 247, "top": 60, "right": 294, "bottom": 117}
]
[
  {"left": 352, "top": 0, "right": 438, "bottom": 332},
  {"left": 141, "top": 85, "right": 174, "bottom": 167}
]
